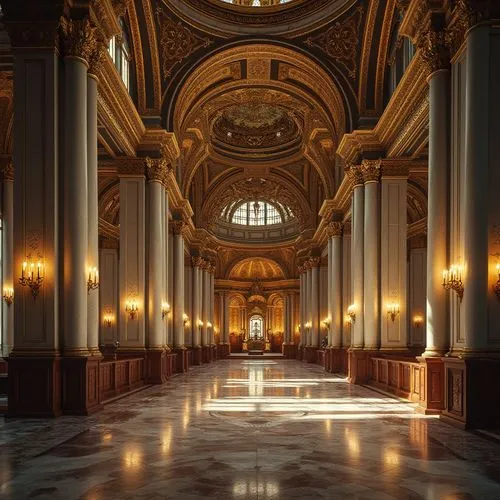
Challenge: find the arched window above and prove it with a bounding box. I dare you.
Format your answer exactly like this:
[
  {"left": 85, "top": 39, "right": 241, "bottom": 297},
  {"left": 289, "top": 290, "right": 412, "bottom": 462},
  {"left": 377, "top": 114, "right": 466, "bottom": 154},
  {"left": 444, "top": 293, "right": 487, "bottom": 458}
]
[
  {"left": 228, "top": 200, "right": 291, "bottom": 226},
  {"left": 108, "top": 19, "right": 131, "bottom": 91},
  {"left": 249, "top": 315, "right": 264, "bottom": 339}
]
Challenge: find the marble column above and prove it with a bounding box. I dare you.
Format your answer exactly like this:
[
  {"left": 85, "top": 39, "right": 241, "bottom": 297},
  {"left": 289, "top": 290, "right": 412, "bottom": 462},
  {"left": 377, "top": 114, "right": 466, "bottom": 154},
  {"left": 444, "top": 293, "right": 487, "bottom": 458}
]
[
  {"left": 172, "top": 220, "right": 187, "bottom": 372},
  {"left": 422, "top": 47, "right": 450, "bottom": 357},
  {"left": 310, "top": 258, "right": 320, "bottom": 349},
  {"left": 191, "top": 257, "right": 202, "bottom": 364},
  {"left": 362, "top": 161, "right": 381, "bottom": 350},
  {"left": 463, "top": 24, "right": 489, "bottom": 352},
  {"left": 350, "top": 167, "right": 365, "bottom": 349},
  {"left": 299, "top": 267, "right": 305, "bottom": 349},
  {"left": 329, "top": 223, "right": 343, "bottom": 350},
  {"left": 146, "top": 159, "right": 167, "bottom": 382},
  {"left": 167, "top": 227, "right": 174, "bottom": 346},
  {"left": 201, "top": 263, "right": 210, "bottom": 362},
  {"left": 63, "top": 32, "right": 90, "bottom": 357},
  {"left": 327, "top": 237, "right": 333, "bottom": 347},
  {"left": 1, "top": 159, "right": 13, "bottom": 357},
  {"left": 87, "top": 49, "right": 101, "bottom": 356},
  {"left": 305, "top": 263, "right": 312, "bottom": 346}
]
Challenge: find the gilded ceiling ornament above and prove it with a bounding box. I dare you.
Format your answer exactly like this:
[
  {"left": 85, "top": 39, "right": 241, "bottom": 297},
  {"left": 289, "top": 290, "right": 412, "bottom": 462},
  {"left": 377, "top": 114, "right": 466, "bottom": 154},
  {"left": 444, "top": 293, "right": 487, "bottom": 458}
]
[
  {"left": 326, "top": 221, "right": 343, "bottom": 238},
  {"left": 304, "top": 6, "right": 364, "bottom": 79},
  {"left": 156, "top": 6, "right": 213, "bottom": 79},
  {"left": 60, "top": 17, "right": 97, "bottom": 63},
  {"left": 361, "top": 159, "right": 381, "bottom": 183},
  {"left": 112, "top": 0, "right": 129, "bottom": 18}
]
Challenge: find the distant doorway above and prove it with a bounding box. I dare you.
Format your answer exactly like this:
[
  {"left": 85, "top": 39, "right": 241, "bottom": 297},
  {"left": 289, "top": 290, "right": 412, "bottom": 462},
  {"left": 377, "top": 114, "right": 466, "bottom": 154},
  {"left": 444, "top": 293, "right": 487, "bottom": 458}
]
[{"left": 249, "top": 315, "right": 264, "bottom": 340}]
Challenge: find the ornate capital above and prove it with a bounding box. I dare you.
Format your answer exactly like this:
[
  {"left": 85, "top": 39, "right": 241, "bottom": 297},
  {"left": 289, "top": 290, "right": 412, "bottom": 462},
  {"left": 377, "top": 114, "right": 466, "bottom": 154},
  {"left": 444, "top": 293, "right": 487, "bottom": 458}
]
[
  {"left": 60, "top": 17, "right": 97, "bottom": 63},
  {"left": 326, "top": 221, "right": 343, "bottom": 238},
  {"left": 297, "top": 265, "right": 305, "bottom": 274},
  {"left": 112, "top": 0, "right": 129, "bottom": 17},
  {"left": 416, "top": 27, "right": 449, "bottom": 75},
  {"left": 361, "top": 159, "right": 381, "bottom": 183},
  {"left": 345, "top": 165, "right": 364, "bottom": 188},
  {"left": 207, "top": 264, "right": 216, "bottom": 275},
  {"left": 171, "top": 220, "right": 187, "bottom": 236},
  {"left": 0, "top": 161, "right": 14, "bottom": 181},
  {"left": 88, "top": 42, "right": 106, "bottom": 77},
  {"left": 309, "top": 257, "right": 321, "bottom": 268},
  {"left": 145, "top": 157, "right": 168, "bottom": 183},
  {"left": 192, "top": 256, "right": 204, "bottom": 269}
]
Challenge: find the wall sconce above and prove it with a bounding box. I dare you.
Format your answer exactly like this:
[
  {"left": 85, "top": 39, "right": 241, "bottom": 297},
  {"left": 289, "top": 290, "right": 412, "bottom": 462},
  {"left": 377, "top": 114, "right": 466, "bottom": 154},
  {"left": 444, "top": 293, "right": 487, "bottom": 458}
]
[
  {"left": 321, "top": 317, "right": 331, "bottom": 329},
  {"left": 3, "top": 287, "right": 13, "bottom": 306},
  {"left": 347, "top": 304, "right": 356, "bottom": 323},
  {"left": 125, "top": 300, "right": 138, "bottom": 320},
  {"left": 197, "top": 319, "right": 204, "bottom": 328},
  {"left": 207, "top": 321, "right": 213, "bottom": 329},
  {"left": 19, "top": 258, "right": 44, "bottom": 298},
  {"left": 103, "top": 314, "right": 115, "bottom": 328},
  {"left": 442, "top": 265, "right": 464, "bottom": 301},
  {"left": 494, "top": 264, "right": 500, "bottom": 300},
  {"left": 183, "top": 313, "right": 190, "bottom": 327},
  {"left": 413, "top": 314, "right": 424, "bottom": 328},
  {"left": 386, "top": 303, "right": 400, "bottom": 322},
  {"left": 162, "top": 302, "right": 171, "bottom": 320},
  {"left": 304, "top": 321, "right": 312, "bottom": 330},
  {"left": 87, "top": 266, "right": 99, "bottom": 293}
]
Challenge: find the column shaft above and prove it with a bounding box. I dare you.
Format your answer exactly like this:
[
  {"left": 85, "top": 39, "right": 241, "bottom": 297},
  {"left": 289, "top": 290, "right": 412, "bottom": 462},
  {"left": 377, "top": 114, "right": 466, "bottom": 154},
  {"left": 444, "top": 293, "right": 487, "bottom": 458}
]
[
  {"left": 352, "top": 182, "right": 365, "bottom": 348},
  {"left": 1, "top": 165, "right": 13, "bottom": 356},
  {"left": 173, "top": 229, "right": 185, "bottom": 348},
  {"left": 192, "top": 263, "right": 201, "bottom": 346},
  {"left": 331, "top": 235, "right": 343, "bottom": 348},
  {"left": 201, "top": 268, "right": 209, "bottom": 345},
  {"left": 311, "top": 264, "right": 320, "bottom": 347},
  {"left": 327, "top": 238, "right": 333, "bottom": 346}
]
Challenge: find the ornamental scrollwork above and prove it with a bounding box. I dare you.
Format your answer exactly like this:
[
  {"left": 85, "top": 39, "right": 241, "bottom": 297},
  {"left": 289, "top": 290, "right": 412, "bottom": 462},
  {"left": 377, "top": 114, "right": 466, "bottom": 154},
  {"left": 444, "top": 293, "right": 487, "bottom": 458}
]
[
  {"left": 326, "top": 222, "right": 343, "bottom": 238},
  {"left": 156, "top": 6, "right": 213, "bottom": 79},
  {"left": 361, "top": 159, "right": 381, "bottom": 183},
  {"left": 60, "top": 17, "right": 97, "bottom": 64}
]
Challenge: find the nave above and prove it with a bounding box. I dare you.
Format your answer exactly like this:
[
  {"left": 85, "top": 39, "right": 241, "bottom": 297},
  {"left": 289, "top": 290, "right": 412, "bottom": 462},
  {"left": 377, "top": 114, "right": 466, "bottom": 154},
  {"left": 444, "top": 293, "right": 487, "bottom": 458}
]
[{"left": 1, "top": 359, "right": 500, "bottom": 499}]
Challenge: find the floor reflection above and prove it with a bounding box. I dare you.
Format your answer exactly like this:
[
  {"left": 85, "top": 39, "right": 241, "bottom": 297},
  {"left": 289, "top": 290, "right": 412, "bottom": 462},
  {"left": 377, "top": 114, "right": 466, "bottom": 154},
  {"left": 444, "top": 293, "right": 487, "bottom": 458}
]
[{"left": 1, "top": 359, "right": 500, "bottom": 499}]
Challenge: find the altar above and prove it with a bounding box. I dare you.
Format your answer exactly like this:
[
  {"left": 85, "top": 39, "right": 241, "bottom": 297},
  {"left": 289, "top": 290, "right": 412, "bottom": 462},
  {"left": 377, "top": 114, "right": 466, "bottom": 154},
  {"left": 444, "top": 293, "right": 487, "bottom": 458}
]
[{"left": 242, "top": 315, "right": 270, "bottom": 354}]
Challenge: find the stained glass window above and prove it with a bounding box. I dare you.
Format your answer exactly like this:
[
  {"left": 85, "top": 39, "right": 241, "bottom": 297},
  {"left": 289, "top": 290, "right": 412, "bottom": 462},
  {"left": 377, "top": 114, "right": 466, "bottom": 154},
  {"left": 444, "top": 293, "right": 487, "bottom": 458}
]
[{"left": 230, "top": 201, "right": 285, "bottom": 226}]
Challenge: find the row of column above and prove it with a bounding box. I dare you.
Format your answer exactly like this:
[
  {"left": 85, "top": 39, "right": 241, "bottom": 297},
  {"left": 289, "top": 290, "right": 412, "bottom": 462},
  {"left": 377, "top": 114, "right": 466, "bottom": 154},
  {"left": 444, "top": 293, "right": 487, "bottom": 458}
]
[{"left": 299, "top": 257, "right": 320, "bottom": 347}]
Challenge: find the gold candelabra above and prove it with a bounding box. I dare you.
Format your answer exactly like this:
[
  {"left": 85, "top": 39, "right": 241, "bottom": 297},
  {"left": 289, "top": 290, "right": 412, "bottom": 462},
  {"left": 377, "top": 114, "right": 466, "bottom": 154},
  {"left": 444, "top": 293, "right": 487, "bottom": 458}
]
[
  {"left": 19, "top": 258, "right": 44, "bottom": 298},
  {"left": 494, "top": 264, "right": 500, "bottom": 300},
  {"left": 125, "top": 300, "right": 138, "bottom": 320},
  {"left": 3, "top": 287, "right": 13, "bottom": 306},
  {"left": 87, "top": 266, "right": 99, "bottom": 293},
  {"left": 442, "top": 265, "right": 464, "bottom": 301},
  {"left": 386, "top": 303, "right": 400, "bottom": 322}
]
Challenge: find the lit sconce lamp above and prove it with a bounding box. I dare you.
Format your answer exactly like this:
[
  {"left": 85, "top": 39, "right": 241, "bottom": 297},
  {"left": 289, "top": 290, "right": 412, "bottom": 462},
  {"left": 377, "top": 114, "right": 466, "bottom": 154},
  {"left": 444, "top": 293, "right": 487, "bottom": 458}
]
[
  {"left": 494, "top": 263, "right": 500, "bottom": 300},
  {"left": 19, "top": 258, "right": 44, "bottom": 298},
  {"left": 197, "top": 319, "right": 204, "bottom": 329},
  {"left": 103, "top": 313, "right": 115, "bottom": 328},
  {"left": 183, "top": 313, "right": 190, "bottom": 327},
  {"left": 321, "top": 317, "right": 331, "bottom": 329},
  {"left": 413, "top": 314, "right": 424, "bottom": 328},
  {"left": 386, "top": 302, "right": 400, "bottom": 323},
  {"left": 207, "top": 321, "right": 213, "bottom": 329},
  {"left": 304, "top": 321, "right": 312, "bottom": 330},
  {"left": 161, "top": 302, "right": 171, "bottom": 320},
  {"left": 125, "top": 300, "right": 138, "bottom": 320},
  {"left": 346, "top": 304, "right": 356, "bottom": 324},
  {"left": 87, "top": 266, "right": 99, "bottom": 293},
  {"left": 3, "top": 287, "right": 13, "bottom": 306},
  {"left": 442, "top": 265, "right": 464, "bottom": 301}
]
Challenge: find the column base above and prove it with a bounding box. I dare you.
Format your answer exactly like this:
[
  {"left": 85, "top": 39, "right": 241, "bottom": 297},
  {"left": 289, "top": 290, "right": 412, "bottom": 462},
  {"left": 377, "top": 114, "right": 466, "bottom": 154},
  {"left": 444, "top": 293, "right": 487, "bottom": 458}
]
[
  {"left": 414, "top": 356, "right": 444, "bottom": 415},
  {"left": 282, "top": 343, "right": 296, "bottom": 359},
  {"left": 192, "top": 346, "right": 202, "bottom": 365},
  {"left": 441, "top": 356, "right": 500, "bottom": 429},
  {"left": 8, "top": 354, "right": 62, "bottom": 417},
  {"left": 146, "top": 349, "right": 167, "bottom": 384},
  {"left": 217, "top": 343, "right": 230, "bottom": 359},
  {"left": 347, "top": 349, "right": 373, "bottom": 384},
  {"left": 174, "top": 348, "right": 189, "bottom": 373},
  {"left": 201, "top": 345, "right": 211, "bottom": 363},
  {"left": 61, "top": 356, "right": 102, "bottom": 415}
]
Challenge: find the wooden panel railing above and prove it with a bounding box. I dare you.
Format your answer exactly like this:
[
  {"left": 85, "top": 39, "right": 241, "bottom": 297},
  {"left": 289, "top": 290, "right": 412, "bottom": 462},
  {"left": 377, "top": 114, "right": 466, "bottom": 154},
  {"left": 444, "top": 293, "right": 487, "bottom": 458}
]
[
  {"left": 369, "top": 356, "right": 424, "bottom": 403},
  {"left": 100, "top": 357, "right": 145, "bottom": 403}
]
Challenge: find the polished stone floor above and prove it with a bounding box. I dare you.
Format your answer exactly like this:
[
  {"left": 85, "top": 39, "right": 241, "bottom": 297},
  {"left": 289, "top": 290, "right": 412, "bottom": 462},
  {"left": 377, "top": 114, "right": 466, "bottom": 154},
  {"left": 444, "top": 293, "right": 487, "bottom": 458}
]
[{"left": 1, "top": 359, "right": 500, "bottom": 499}]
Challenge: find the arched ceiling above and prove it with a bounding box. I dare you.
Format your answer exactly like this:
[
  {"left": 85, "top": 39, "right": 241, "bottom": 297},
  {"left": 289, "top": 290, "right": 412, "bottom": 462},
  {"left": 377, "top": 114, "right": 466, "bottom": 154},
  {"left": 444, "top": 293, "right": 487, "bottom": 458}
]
[{"left": 228, "top": 257, "right": 285, "bottom": 280}]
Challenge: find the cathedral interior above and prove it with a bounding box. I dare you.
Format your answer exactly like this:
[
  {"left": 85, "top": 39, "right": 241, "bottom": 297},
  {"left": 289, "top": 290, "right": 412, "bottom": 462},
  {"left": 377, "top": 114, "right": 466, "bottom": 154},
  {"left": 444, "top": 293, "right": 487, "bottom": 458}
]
[{"left": 1, "top": 0, "right": 500, "bottom": 498}]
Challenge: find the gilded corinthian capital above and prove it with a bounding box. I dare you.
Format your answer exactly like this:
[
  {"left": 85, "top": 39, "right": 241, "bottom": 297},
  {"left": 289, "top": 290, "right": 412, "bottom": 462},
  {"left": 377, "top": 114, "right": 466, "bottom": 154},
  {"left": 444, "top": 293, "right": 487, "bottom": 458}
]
[
  {"left": 345, "top": 165, "right": 364, "bottom": 187},
  {"left": 146, "top": 157, "right": 168, "bottom": 183},
  {"left": 361, "top": 159, "right": 381, "bottom": 183},
  {"left": 60, "top": 17, "right": 97, "bottom": 64},
  {"left": 326, "top": 221, "right": 343, "bottom": 238},
  {"left": 416, "top": 26, "right": 449, "bottom": 75}
]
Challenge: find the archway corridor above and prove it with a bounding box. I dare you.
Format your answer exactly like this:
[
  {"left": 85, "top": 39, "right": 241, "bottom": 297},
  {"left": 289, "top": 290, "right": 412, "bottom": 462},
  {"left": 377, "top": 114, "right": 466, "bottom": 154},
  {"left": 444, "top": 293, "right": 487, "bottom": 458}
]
[{"left": 1, "top": 359, "right": 500, "bottom": 499}]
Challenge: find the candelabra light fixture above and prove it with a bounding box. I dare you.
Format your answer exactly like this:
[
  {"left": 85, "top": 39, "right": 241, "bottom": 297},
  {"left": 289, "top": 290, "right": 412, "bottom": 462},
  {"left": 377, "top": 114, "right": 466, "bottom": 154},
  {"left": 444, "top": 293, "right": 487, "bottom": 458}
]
[
  {"left": 161, "top": 302, "right": 171, "bottom": 320},
  {"left": 2, "top": 287, "right": 13, "bottom": 306},
  {"left": 442, "top": 265, "right": 464, "bottom": 301},
  {"left": 19, "top": 258, "right": 44, "bottom": 298},
  {"left": 494, "top": 263, "right": 500, "bottom": 300},
  {"left": 304, "top": 321, "right": 312, "bottom": 330},
  {"left": 413, "top": 314, "right": 424, "bottom": 328},
  {"left": 197, "top": 319, "right": 204, "bottom": 328},
  {"left": 207, "top": 321, "right": 213, "bottom": 329},
  {"left": 347, "top": 304, "right": 356, "bottom": 323},
  {"left": 125, "top": 300, "right": 138, "bottom": 320},
  {"left": 183, "top": 313, "right": 190, "bottom": 327},
  {"left": 386, "top": 302, "right": 400, "bottom": 322},
  {"left": 87, "top": 266, "right": 99, "bottom": 293},
  {"left": 103, "top": 313, "right": 115, "bottom": 328},
  {"left": 322, "top": 317, "right": 331, "bottom": 329}
]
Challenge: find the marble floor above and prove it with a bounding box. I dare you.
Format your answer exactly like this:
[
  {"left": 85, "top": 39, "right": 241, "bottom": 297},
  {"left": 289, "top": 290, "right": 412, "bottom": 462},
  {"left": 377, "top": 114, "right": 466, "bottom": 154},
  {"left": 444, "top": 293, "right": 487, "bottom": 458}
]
[{"left": 1, "top": 360, "right": 500, "bottom": 499}]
